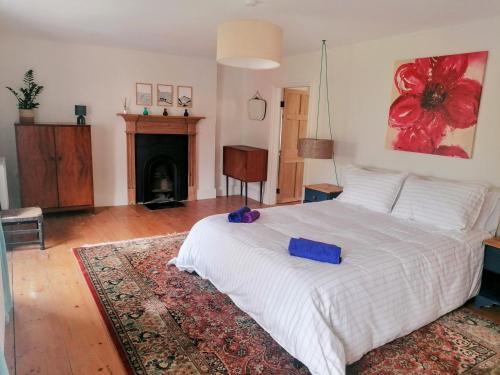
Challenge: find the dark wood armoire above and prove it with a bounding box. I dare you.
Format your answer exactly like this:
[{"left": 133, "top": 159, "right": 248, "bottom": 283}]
[{"left": 15, "top": 123, "right": 94, "bottom": 211}]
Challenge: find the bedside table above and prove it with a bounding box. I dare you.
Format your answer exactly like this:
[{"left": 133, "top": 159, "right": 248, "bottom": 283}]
[
  {"left": 475, "top": 237, "right": 500, "bottom": 308},
  {"left": 304, "top": 184, "right": 343, "bottom": 203}
]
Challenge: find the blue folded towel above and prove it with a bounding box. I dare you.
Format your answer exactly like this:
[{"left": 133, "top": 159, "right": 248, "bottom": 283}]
[
  {"left": 288, "top": 237, "right": 342, "bottom": 264},
  {"left": 228, "top": 206, "right": 251, "bottom": 223}
]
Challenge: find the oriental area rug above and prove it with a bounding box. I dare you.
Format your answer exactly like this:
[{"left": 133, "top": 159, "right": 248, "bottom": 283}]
[{"left": 74, "top": 233, "right": 500, "bottom": 374}]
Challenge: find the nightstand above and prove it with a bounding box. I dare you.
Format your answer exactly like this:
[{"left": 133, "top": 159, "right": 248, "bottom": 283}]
[
  {"left": 304, "top": 184, "right": 343, "bottom": 203},
  {"left": 475, "top": 237, "right": 500, "bottom": 308}
]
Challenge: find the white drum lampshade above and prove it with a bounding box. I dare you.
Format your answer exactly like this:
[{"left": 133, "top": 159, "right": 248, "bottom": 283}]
[{"left": 216, "top": 20, "right": 283, "bottom": 70}]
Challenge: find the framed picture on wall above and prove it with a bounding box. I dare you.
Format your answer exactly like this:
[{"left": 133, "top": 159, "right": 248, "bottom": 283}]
[
  {"left": 157, "top": 84, "right": 173, "bottom": 106},
  {"left": 177, "top": 85, "right": 193, "bottom": 108},
  {"left": 136, "top": 83, "right": 153, "bottom": 106},
  {"left": 386, "top": 51, "right": 488, "bottom": 159}
]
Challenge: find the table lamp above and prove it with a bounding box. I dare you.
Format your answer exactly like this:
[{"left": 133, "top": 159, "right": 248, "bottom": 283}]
[{"left": 75, "top": 105, "right": 86, "bottom": 125}]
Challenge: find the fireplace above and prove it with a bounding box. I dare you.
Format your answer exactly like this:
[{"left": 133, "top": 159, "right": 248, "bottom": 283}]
[
  {"left": 135, "top": 134, "right": 188, "bottom": 204},
  {"left": 117, "top": 114, "right": 205, "bottom": 205}
]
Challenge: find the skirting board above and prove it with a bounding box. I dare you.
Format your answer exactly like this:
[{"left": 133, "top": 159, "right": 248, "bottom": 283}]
[{"left": 216, "top": 183, "right": 268, "bottom": 205}]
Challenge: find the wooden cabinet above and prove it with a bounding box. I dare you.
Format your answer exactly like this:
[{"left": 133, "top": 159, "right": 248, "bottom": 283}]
[
  {"left": 15, "top": 124, "right": 94, "bottom": 211},
  {"left": 475, "top": 238, "right": 500, "bottom": 308},
  {"left": 223, "top": 145, "right": 268, "bottom": 204}
]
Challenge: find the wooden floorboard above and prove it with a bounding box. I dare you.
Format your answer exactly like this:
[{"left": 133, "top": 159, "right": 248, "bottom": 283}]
[
  {"left": 7, "top": 196, "right": 499, "bottom": 374},
  {"left": 10, "top": 196, "right": 263, "bottom": 375}
]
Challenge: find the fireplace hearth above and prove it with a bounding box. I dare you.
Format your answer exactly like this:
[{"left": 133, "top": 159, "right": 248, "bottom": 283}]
[{"left": 135, "top": 134, "right": 188, "bottom": 204}]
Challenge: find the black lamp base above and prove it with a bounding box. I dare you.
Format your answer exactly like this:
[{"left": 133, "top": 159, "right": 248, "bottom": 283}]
[{"left": 77, "top": 115, "right": 86, "bottom": 125}]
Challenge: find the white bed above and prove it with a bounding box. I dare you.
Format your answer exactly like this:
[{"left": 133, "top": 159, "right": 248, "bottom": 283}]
[{"left": 170, "top": 200, "right": 490, "bottom": 375}]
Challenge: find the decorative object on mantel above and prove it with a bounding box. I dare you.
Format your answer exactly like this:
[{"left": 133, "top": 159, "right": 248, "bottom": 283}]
[
  {"left": 75, "top": 105, "right": 87, "bottom": 125},
  {"left": 217, "top": 20, "right": 283, "bottom": 70},
  {"left": 121, "top": 97, "right": 128, "bottom": 114},
  {"left": 143, "top": 107, "right": 149, "bottom": 115},
  {"left": 162, "top": 108, "right": 169, "bottom": 116},
  {"left": 386, "top": 51, "right": 488, "bottom": 159},
  {"left": 177, "top": 86, "right": 193, "bottom": 108},
  {"left": 157, "top": 84, "right": 173, "bottom": 106},
  {"left": 136, "top": 82, "right": 152, "bottom": 106},
  {"left": 184, "top": 109, "right": 189, "bottom": 117},
  {"left": 298, "top": 41, "right": 338, "bottom": 183},
  {"left": 116, "top": 114, "right": 205, "bottom": 205},
  {"left": 248, "top": 91, "right": 267, "bottom": 121},
  {"left": 6, "top": 69, "right": 44, "bottom": 124}
]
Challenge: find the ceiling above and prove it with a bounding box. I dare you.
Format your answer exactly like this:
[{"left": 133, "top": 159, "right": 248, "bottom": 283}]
[{"left": 1, "top": 0, "right": 499, "bottom": 58}]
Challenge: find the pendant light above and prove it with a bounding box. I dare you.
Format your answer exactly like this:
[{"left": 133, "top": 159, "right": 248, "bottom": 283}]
[
  {"left": 216, "top": 20, "right": 283, "bottom": 70},
  {"left": 298, "top": 40, "right": 334, "bottom": 159}
]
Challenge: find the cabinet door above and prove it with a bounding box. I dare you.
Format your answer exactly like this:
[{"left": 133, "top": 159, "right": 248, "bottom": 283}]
[
  {"left": 16, "top": 125, "right": 59, "bottom": 208},
  {"left": 223, "top": 148, "right": 246, "bottom": 180},
  {"left": 246, "top": 150, "right": 268, "bottom": 182},
  {"left": 54, "top": 126, "right": 93, "bottom": 207}
]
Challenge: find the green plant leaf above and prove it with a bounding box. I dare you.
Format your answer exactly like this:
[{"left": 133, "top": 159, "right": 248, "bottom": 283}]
[{"left": 6, "top": 70, "right": 43, "bottom": 109}]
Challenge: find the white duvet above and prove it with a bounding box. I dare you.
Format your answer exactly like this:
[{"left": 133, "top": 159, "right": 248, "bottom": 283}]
[{"left": 170, "top": 200, "right": 489, "bottom": 375}]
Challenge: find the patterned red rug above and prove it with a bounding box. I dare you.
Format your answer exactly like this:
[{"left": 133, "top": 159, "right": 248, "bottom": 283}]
[{"left": 74, "top": 233, "right": 500, "bottom": 374}]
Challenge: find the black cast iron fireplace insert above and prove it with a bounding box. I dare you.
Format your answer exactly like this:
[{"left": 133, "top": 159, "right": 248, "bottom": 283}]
[{"left": 135, "top": 134, "right": 188, "bottom": 209}]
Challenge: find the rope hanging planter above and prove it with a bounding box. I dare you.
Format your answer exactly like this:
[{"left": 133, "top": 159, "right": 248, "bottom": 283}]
[{"left": 297, "top": 40, "right": 339, "bottom": 183}]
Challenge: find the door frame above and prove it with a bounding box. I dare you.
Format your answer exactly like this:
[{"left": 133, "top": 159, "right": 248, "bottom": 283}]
[{"left": 266, "top": 81, "right": 314, "bottom": 205}]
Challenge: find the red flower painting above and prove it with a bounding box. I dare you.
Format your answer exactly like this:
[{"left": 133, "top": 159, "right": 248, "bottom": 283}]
[{"left": 386, "top": 51, "right": 488, "bottom": 158}]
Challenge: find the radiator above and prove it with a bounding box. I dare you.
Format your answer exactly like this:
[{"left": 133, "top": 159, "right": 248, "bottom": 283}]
[{"left": 0, "top": 158, "right": 9, "bottom": 210}]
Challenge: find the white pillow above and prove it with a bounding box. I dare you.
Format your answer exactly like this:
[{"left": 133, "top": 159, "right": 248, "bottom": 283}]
[
  {"left": 338, "top": 165, "right": 407, "bottom": 213},
  {"left": 392, "top": 175, "right": 489, "bottom": 231},
  {"left": 473, "top": 192, "right": 500, "bottom": 235}
]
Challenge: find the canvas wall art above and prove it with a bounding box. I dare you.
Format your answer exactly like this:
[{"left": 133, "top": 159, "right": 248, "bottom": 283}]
[{"left": 386, "top": 51, "right": 488, "bottom": 159}]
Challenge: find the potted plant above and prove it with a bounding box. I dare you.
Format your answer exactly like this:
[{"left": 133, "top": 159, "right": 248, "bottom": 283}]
[{"left": 6, "top": 69, "right": 44, "bottom": 124}]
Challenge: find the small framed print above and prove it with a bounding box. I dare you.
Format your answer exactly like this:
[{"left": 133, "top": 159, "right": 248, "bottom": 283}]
[
  {"left": 157, "top": 84, "right": 173, "bottom": 106},
  {"left": 177, "top": 85, "right": 193, "bottom": 108},
  {"left": 136, "top": 83, "right": 152, "bottom": 106}
]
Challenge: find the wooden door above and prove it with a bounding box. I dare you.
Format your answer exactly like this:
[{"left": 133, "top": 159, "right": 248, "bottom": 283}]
[
  {"left": 54, "top": 126, "right": 93, "bottom": 207},
  {"left": 16, "top": 125, "right": 59, "bottom": 208},
  {"left": 277, "top": 88, "right": 309, "bottom": 203}
]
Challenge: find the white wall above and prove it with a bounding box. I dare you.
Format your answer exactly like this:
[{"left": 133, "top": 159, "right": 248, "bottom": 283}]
[
  {"left": 215, "top": 65, "right": 246, "bottom": 197},
  {"left": 217, "top": 17, "right": 500, "bottom": 204},
  {"left": 336, "top": 17, "right": 500, "bottom": 187},
  {"left": 0, "top": 35, "right": 217, "bottom": 207},
  {"left": 215, "top": 65, "right": 284, "bottom": 202}
]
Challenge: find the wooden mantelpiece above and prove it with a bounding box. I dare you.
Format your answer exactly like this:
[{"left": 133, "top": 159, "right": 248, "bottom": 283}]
[{"left": 117, "top": 114, "right": 205, "bottom": 204}]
